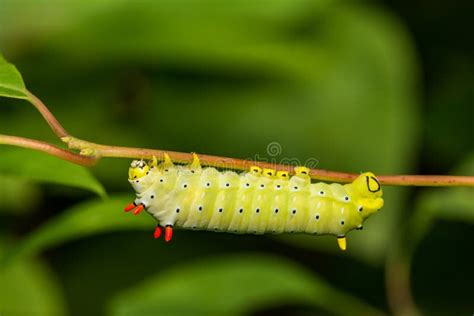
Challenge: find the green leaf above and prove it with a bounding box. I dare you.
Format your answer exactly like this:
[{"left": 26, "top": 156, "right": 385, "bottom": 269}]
[
  {"left": 0, "top": 239, "right": 67, "bottom": 316},
  {"left": 1, "top": 195, "right": 152, "bottom": 266},
  {"left": 0, "top": 53, "right": 28, "bottom": 99},
  {"left": 0, "top": 175, "right": 41, "bottom": 214},
  {"left": 420, "top": 187, "right": 474, "bottom": 222},
  {"left": 108, "top": 254, "right": 383, "bottom": 316},
  {"left": 0, "top": 147, "right": 106, "bottom": 198}
]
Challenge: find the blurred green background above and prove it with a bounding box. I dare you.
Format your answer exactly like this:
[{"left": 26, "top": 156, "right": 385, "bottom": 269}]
[{"left": 0, "top": 1, "right": 472, "bottom": 315}]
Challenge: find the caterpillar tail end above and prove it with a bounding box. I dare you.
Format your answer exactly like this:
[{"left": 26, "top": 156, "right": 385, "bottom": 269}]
[{"left": 337, "top": 237, "right": 347, "bottom": 251}]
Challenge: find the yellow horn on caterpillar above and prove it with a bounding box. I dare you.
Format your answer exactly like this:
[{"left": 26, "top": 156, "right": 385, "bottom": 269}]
[
  {"left": 190, "top": 152, "right": 201, "bottom": 169},
  {"left": 337, "top": 237, "right": 347, "bottom": 251},
  {"left": 276, "top": 171, "right": 289, "bottom": 180},
  {"left": 150, "top": 155, "right": 158, "bottom": 167},
  {"left": 250, "top": 166, "right": 262, "bottom": 175},
  {"left": 294, "top": 166, "right": 310, "bottom": 178},
  {"left": 162, "top": 153, "right": 174, "bottom": 168},
  {"left": 263, "top": 168, "right": 276, "bottom": 178}
]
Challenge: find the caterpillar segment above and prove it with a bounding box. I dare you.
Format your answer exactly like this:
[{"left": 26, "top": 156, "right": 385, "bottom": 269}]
[{"left": 125, "top": 154, "right": 384, "bottom": 250}]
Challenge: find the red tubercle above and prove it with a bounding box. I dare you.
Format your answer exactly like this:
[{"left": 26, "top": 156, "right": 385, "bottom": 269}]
[
  {"left": 165, "top": 226, "right": 173, "bottom": 242},
  {"left": 132, "top": 204, "right": 144, "bottom": 215},
  {"left": 124, "top": 203, "right": 136, "bottom": 212},
  {"left": 154, "top": 226, "right": 162, "bottom": 239}
]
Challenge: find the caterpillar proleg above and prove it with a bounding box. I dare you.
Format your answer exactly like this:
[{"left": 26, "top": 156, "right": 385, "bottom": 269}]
[{"left": 124, "top": 154, "right": 384, "bottom": 250}]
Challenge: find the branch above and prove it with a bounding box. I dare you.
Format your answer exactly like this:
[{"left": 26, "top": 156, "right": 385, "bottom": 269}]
[
  {"left": 26, "top": 90, "right": 70, "bottom": 138},
  {"left": 0, "top": 134, "right": 96, "bottom": 166},
  {"left": 385, "top": 248, "right": 421, "bottom": 316},
  {"left": 62, "top": 137, "right": 474, "bottom": 187},
  {"left": 3, "top": 91, "right": 470, "bottom": 187}
]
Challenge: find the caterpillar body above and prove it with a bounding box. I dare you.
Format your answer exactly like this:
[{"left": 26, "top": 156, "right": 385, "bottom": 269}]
[{"left": 124, "top": 154, "right": 384, "bottom": 250}]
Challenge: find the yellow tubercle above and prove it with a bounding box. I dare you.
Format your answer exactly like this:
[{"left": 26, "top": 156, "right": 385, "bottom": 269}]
[
  {"left": 337, "top": 237, "right": 347, "bottom": 251},
  {"left": 150, "top": 155, "right": 158, "bottom": 167},
  {"left": 190, "top": 152, "right": 201, "bottom": 169},
  {"left": 294, "top": 166, "right": 310, "bottom": 178},
  {"left": 161, "top": 153, "right": 174, "bottom": 169},
  {"left": 276, "top": 171, "right": 289, "bottom": 180},
  {"left": 263, "top": 168, "right": 276, "bottom": 178},
  {"left": 250, "top": 166, "right": 262, "bottom": 176}
]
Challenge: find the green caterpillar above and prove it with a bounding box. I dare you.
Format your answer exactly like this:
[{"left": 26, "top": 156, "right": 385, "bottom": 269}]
[{"left": 124, "top": 154, "right": 384, "bottom": 250}]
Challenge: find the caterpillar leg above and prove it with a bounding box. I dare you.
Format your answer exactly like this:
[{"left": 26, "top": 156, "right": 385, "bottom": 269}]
[
  {"left": 132, "top": 204, "right": 144, "bottom": 215},
  {"left": 337, "top": 236, "right": 347, "bottom": 251},
  {"left": 124, "top": 202, "right": 136, "bottom": 212},
  {"left": 153, "top": 226, "right": 163, "bottom": 239},
  {"left": 165, "top": 225, "right": 173, "bottom": 242},
  {"left": 123, "top": 202, "right": 145, "bottom": 215}
]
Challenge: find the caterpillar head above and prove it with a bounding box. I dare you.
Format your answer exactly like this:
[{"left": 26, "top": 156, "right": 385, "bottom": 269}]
[
  {"left": 128, "top": 160, "right": 150, "bottom": 181},
  {"left": 129, "top": 158, "right": 159, "bottom": 194},
  {"left": 353, "top": 172, "right": 384, "bottom": 218}
]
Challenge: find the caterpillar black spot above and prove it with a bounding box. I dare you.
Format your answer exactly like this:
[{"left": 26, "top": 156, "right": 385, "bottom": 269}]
[{"left": 125, "top": 154, "right": 384, "bottom": 250}]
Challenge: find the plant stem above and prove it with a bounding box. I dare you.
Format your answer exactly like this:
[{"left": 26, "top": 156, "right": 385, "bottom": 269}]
[
  {"left": 2, "top": 90, "right": 470, "bottom": 187},
  {"left": 385, "top": 248, "right": 421, "bottom": 316},
  {"left": 26, "top": 90, "right": 70, "bottom": 138},
  {"left": 0, "top": 134, "right": 96, "bottom": 166},
  {"left": 63, "top": 136, "right": 474, "bottom": 186}
]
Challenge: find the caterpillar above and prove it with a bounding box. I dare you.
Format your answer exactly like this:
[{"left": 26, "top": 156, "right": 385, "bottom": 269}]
[{"left": 124, "top": 153, "right": 384, "bottom": 251}]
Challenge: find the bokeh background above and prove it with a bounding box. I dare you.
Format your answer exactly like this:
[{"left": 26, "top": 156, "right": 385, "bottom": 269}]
[{"left": 0, "top": 1, "right": 472, "bottom": 315}]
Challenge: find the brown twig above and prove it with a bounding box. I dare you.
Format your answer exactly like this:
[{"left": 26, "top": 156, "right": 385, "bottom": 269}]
[
  {"left": 62, "top": 137, "right": 474, "bottom": 187},
  {"left": 1, "top": 90, "right": 472, "bottom": 187},
  {"left": 0, "top": 134, "right": 96, "bottom": 166},
  {"left": 385, "top": 249, "right": 421, "bottom": 316},
  {"left": 26, "top": 90, "right": 70, "bottom": 138}
]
